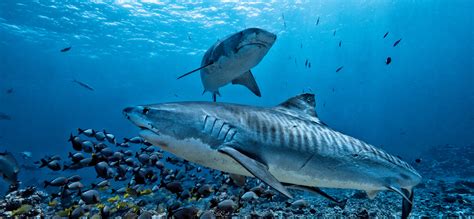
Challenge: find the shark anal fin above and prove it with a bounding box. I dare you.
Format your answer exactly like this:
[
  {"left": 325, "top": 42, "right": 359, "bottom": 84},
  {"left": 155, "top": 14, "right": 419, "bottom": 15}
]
[
  {"left": 366, "top": 190, "right": 380, "bottom": 199},
  {"left": 217, "top": 146, "right": 292, "bottom": 199},
  {"left": 177, "top": 61, "right": 214, "bottom": 80},
  {"left": 401, "top": 188, "right": 414, "bottom": 219},
  {"left": 231, "top": 70, "right": 261, "bottom": 97},
  {"left": 284, "top": 183, "right": 346, "bottom": 208}
]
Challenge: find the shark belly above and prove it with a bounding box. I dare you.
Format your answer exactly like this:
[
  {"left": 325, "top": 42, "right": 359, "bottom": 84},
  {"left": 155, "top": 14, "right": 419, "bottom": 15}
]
[
  {"left": 266, "top": 153, "right": 387, "bottom": 191},
  {"left": 139, "top": 130, "right": 252, "bottom": 176},
  {"left": 201, "top": 47, "right": 265, "bottom": 92}
]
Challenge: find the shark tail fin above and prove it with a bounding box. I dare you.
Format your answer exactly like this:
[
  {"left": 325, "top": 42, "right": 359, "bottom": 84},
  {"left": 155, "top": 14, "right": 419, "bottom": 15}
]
[
  {"left": 177, "top": 61, "right": 214, "bottom": 79},
  {"left": 232, "top": 70, "right": 261, "bottom": 97}
]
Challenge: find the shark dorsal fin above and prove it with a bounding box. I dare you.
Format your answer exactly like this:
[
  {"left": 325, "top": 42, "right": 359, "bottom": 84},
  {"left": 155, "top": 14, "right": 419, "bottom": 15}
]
[{"left": 274, "top": 93, "right": 325, "bottom": 125}]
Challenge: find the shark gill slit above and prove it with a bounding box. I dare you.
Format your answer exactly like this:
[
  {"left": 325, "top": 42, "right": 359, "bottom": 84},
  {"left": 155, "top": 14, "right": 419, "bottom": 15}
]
[
  {"left": 210, "top": 118, "right": 218, "bottom": 133},
  {"left": 216, "top": 122, "right": 226, "bottom": 139},
  {"left": 203, "top": 115, "right": 209, "bottom": 130},
  {"left": 228, "top": 130, "right": 237, "bottom": 141},
  {"left": 222, "top": 126, "right": 232, "bottom": 141}
]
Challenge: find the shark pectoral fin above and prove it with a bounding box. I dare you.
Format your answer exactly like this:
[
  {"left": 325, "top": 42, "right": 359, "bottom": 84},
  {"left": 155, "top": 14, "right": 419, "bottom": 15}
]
[
  {"left": 366, "top": 190, "right": 380, "bottom": 199},
  {"left": 283, "top": 183, "right": 346, "bottom": 208},
  {"left": 401, "top": 188, "right": 414, "bottom": 219},
  {"left": 177, "top": 61, "right": 214, "bottom": 79},
  {"left": 231, "top": 70, "right": 261, "bottom": 97},
  {"left": 386, "top": 185, "right": 412, "bottom": 205},
  {"left": 217, "top": 146, "right": 293, "bottom": 199}
]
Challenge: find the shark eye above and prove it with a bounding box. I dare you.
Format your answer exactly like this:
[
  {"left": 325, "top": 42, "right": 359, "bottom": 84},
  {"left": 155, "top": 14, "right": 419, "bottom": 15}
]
[{"left": 142, "top": 107, "right": 149, "bottom": 115}]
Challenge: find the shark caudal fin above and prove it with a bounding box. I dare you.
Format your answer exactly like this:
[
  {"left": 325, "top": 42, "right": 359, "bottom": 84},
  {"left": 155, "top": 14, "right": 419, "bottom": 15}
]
[
  {"left": 231, "top": 70, "right": 261, "bottom": 97},
  {"left": 177, "top": 61, "right": 214, "bottom": 79}
]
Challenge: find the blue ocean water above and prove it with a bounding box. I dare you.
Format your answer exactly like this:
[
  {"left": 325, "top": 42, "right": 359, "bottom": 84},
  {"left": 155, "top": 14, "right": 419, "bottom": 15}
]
[{"left": 0, "top": 0, "right": 473, "bottom": 217}]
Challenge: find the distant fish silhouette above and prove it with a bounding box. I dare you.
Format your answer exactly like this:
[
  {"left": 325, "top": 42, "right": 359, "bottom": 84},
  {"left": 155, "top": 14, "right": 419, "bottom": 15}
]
[
  {"left": 60, "top": 46, "right": 72, "bottom": 52},
  {"left": 305, "top": 59, "right": 308, "bottom": 67},
  {"left": 386, "top": 57, "right": 392, "bottom": 65},
  {"left": 336, "top": 66, "right": 344, "bottom": 72},
  {"left": 338, "top": 40, "right": 342, "bottom": 47},
  {"left": 0, "top": 112, "right": 11, "bottom": 120},
  {"left": 393, "top": 39, "right": 402, "bottom": 47},
  {"left": 308, "top": 62, "right": 311, "bottom": 68},
  {"left": 316, "top": 17, "right": 320, "bottom": 25},
  {"left": 333, "top": 30, "right": 336, "bottom": 36},
  {"left": 72, "top": 79, "right": 94, "bottom": 91},
  {"left": 6, "top": 88, "right": 13, "bottom": 94},
  {"left": 282, "top": 13, "right": 286, "bottom": 29},
  {"left": 383, "top": 32, "right": 389, "bottom": 38}
]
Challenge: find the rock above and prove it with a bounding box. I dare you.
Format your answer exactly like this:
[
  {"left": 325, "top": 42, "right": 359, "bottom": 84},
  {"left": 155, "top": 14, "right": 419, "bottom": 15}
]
[
  {"left": 352, "top": 191, "right": 367, "bottom": 199},
  {"left": 357, "top": 209, "right": 369, "bottom": 219},
  {"left": 217, "top": 199, "right": 236, "bottom": 213},
  {"left": 172, "top": 206, "right": 199, "bottom": 218},
  {"left": 200, "top": 210, "right": 215, "bottom": 219},
  {"left": 138, "top": 211, "right": 153, "bottom": 219},
  {"left": 291, "top": 199, "right": 308, "bottom": 209},
  {"left": 443, "top": 195, "right": 456, "bottom": 203},
  {"left": 123, "top": 212, "right": 138, "bottom": 219},
  {"left": 241, "top": 191, "right": 258, "bottom": 201}
]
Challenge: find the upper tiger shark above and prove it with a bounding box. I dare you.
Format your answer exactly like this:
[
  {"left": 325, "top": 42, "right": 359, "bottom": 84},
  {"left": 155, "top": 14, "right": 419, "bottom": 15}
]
[
  {"left": 123, "top": 93, "right": 421, "bottom": 218},
  {"left": 177, "top": 28, "right": 277, "bottom": 102}
]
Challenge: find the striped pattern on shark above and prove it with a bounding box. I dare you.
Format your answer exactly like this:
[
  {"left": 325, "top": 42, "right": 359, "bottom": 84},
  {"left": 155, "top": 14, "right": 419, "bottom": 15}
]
[{"left": 124, "top": 93, "right": 421, "bottom": 218}]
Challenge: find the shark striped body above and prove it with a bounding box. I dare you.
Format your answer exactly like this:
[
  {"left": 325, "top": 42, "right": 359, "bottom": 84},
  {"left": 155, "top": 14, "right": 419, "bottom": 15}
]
[{"left": 124, "top": 93, "right": 421, "bottom": 218}]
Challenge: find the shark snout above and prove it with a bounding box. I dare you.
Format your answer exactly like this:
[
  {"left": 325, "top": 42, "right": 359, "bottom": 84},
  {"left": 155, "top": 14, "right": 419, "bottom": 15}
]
[
  {"left": 123, "top": 106, "right": 152, "bottom": 130},
  {"left": 123, "top": 106, "right": 134, "bottom": 115}
]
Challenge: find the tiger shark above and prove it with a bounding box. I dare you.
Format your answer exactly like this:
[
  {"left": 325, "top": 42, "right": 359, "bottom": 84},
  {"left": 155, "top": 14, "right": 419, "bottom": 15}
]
[
  {"left": 177, "top": 28, "right": 277, "bottom": 102},
  {"left": 123, "top": 93, "right": 421, "bottom": 218}
]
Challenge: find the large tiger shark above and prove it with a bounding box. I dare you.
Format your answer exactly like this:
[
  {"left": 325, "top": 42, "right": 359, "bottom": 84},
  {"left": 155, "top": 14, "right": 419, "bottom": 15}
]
[
  {"left": 177, "top": 28, "right": 277, "bottom": 102},
  {"left": 123, "top": 93, "right": 421, "bottom": 218}
]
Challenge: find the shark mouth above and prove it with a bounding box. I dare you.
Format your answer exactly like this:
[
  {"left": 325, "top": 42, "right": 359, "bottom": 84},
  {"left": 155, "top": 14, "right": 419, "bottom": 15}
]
[
  {"left": 123, "top": 107, "right": 160, "bottom": 134},
  {"left": 236, "top": 42, "right": 268, "bottom": 51}
]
